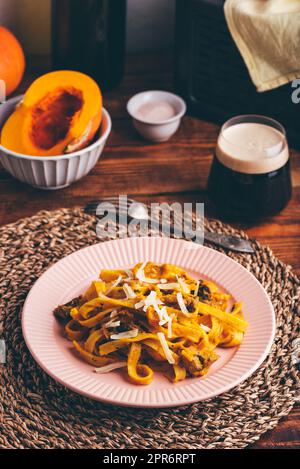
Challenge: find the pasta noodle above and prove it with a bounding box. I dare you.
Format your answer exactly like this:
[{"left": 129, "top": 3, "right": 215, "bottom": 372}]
[{"left": 54, "top": 262, "right": 248, "bottom": 385}]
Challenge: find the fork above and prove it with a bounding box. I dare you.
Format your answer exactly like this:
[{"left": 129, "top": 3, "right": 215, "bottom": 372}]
[{"left": 84, "top": 197, "right": 254, "bottom": 253}]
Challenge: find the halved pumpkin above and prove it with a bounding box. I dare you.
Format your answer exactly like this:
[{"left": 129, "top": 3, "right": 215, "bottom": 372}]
[{"left": 0, "top": 70, "right": 102, "bottom": 156}]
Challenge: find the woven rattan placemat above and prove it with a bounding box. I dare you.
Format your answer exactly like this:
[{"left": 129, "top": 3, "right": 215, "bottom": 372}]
[{"left": 0, "top": 207, "right": 299, "bottom": 449}]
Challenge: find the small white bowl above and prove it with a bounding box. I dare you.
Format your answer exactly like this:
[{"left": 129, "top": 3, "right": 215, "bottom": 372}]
[
  {"left": 0, "top": 95, "right": 112, "bottom": 190},
  {"left": 127, "top": 90, "right": 186, "bottom": 142}
]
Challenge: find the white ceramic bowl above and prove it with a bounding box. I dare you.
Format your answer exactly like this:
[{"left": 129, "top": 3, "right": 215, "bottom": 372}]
[
  {"left": 127, "top": 90, "right": 186, "bottom": 142},
  {"left": 0, "top": 95, "right": 112, "bottom": 190}
]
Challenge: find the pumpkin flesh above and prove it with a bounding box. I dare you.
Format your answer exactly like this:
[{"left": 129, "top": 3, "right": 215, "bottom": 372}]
[
  {"left": 0, "top": 71, "right": 102, "bottom": 156},
  {"left": 29, "top": 87, "right": 84, "bottom": 151}
]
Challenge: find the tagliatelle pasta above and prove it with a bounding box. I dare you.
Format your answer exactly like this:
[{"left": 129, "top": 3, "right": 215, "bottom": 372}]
[{"left": 54, "top": 262, "right": 249, "bottom": 385}]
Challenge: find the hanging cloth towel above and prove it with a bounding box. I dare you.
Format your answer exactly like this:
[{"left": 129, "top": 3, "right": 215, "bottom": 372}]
[{"left": 224, "top": 0, "right": 300, "bottom": 91}]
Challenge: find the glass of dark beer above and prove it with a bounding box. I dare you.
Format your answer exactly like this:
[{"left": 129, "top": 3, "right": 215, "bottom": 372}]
[{"left": 208, "top": 115, "right": 292, "bottom": 221}]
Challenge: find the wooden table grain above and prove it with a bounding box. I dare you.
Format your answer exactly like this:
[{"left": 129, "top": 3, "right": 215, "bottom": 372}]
[{"left": 0, "top": 53, "right": 299, "bottom": 449}]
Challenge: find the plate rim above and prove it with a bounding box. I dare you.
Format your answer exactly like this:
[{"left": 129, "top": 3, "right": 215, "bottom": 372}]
[{"left": 22, "top": 236, "right": 276, "bottom": 408}]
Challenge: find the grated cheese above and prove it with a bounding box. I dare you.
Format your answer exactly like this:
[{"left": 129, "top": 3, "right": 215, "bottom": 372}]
[
  {"left": 157, "top": 332, "right": 175, "bottom": 364},
  {"left": 94, "top": 361, "right": 127, "bottom": 374},
  {"left": 105, "top": 275, "right": 122, "bottom": 295},
  {"left": 135, "top": 299, "right": 146, "bottom": 309},
  {"left": 136, "top": 262, "right": 160, "bottom": 284},
  {"left": 135, "top": 290, "right": 156, "bottom": 309},
  {"left": 125, "top": 269, "right": 133, "bottom": 278},
  {"left": 200, "top": 324, "right": 211, "bottom": 333},
  {"left": 157, "top": 282, "right": 180, "bottom": 290},
  {"left": 106, "top": 320, "right": 121, "bottom": 328},
  {"left": 158, "top": 306, "right": 170, "bottom": 326},
  {"left": 176, "top": 292, "right": 190, "bottom": 316},
  {"left": 194, "top": 280, "right": 199, "bottom": 297},
  {"left": 123, "top": 283, "right": 136, "bottom": 299},
  {"left": 110, "top": 310, "right": 118, "bottom": 318},
  {"left": 176, "top": 275, "right": 189, "bottom": 294},
  {"left": 167, "top": 314, "right": 175, "bottom": 338},
  {"left": 134, "top": 288, "right": 172, "bottom": 326},
  {"left": 135, "top": 291, "right": 163, "bottom": 319},
  {"left": 110, "top": 329, "right": 139, "bottom": 340}
]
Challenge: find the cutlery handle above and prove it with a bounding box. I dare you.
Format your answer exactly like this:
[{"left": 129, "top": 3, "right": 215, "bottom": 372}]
[
  {"left": 151, "top": 219, "right": 253, "bottom": 253},
  {"left": 204, "top": 231, "right": 237, "bottom": 248},
  {"left": 202, "top": 231, "right": 254, "bottom": 253},
  {"left": 84, "top": 203, "right": 253, "bottom": 253}
]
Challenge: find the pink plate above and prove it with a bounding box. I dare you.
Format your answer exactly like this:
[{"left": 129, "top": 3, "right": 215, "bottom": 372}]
[{"left": 22, "top": 237, "right": 275, "bottom": 408}]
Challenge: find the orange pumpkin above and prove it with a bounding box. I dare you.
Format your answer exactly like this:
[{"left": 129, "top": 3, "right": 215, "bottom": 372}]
[
  {"left": 0, "top": 27, "right": 25, "bottom": 96},
  {"left": 1, "top": 70, "right": 102, "bottom": 156}
]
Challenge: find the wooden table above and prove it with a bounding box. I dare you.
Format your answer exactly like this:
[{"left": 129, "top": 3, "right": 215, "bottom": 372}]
[{"left": 0, "top": 53, "right": 299, "bottom": 449}]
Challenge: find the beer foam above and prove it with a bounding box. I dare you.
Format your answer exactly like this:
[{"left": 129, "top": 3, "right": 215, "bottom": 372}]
[{"left": 216, "top": 123, "right": 289, "bottom": 174}]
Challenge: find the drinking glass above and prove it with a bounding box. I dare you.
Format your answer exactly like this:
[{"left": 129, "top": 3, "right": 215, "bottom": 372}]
[{"left": 208, "top": 115, "right": 292, "bottom": 220}]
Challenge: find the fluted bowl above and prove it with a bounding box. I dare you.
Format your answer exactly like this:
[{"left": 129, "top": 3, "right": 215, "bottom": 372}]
[{"left": 0, "top": 95, "right": 111, "bottom": 190}]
